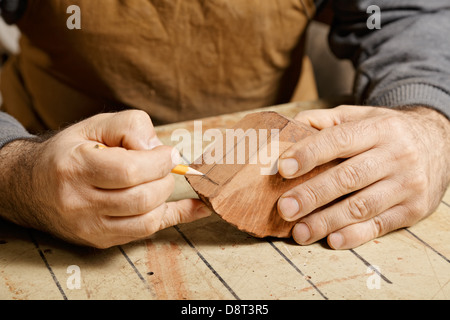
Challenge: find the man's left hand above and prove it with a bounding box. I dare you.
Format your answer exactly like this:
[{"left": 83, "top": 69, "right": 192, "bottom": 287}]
[{"left": 277, "top": 105, "right": 450, "bottom": 249}]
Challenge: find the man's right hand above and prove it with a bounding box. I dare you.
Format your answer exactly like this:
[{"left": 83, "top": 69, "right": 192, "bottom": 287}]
[{"left": 0, "top": 110, "right": 210, "bottom": 248}]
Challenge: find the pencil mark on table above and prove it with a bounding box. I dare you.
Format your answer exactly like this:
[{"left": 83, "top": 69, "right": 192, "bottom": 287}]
[
  {"left": 118, "top": 246, "right": 154, "bottom": 295},
  {"left": 173, "top": 226, "right": 240, "bottom": 300},
  {"left": 349, "top": 249, "right": 393, "bottom": 284},
  {"left": 266, "top": 239, "right": 328, "bottom": 300},
  {"left": 28, "top": 230, "right": 67, "bottom": 300},
  {"left": 404, "top": 229, "right": 449, "bottom": 263}
]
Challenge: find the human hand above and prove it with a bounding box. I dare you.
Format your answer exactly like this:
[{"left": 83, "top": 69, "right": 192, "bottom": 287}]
[
  {"left": 0, "top": 110, "right": 210, "bottom": 248},
  {"left": 277, "top": 105, "right": 450, "bottom": 249}
]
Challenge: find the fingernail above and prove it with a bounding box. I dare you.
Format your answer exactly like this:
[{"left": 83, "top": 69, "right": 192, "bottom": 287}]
[
  {"left": 148, "top": 136, "right": 163, "bottom": 150},
  {"left": 171, "top": 148, "right": 182, "bottom": 166},
  {"left": 292, "top": 223, "right": 311, "bottom": 244},
  {"left": 279, "top": 158, "right": 299, "bottom": 177},
  {"left": 328, "top": 232, "right": 344, "bottom": 249},
  {"left": 278, "top": 197, "right": 300, "bottom": 220}
]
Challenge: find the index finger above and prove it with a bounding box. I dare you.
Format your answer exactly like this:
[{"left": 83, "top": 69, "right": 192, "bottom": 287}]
[
  {"left": 79, "top": 144, "right": 181, "bottom": 189},
  {"left": 278, "top": 119, "right": 382, "bottom": 178},
  {"left": 80, "top": 110, "right": 162, "bottom": 151}
]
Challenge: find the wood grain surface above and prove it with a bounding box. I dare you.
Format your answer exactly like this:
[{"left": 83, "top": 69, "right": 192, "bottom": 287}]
[
  {"left": 186, "top": 111, "right": 338, "bottom": 238},
  {"left": 1, "top": 100, "right": 449, "bottom": 300}
]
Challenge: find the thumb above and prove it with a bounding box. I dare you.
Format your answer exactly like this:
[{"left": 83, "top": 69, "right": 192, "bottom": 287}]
[
  {"left": 294, "top": 108, "right": 343, "bottom": 130},
  {"left": 83, "top": 110, "right": 163, "bottom": 150},
  {"left": 294, "top": 105, "right": 375, "bottom": 130}
]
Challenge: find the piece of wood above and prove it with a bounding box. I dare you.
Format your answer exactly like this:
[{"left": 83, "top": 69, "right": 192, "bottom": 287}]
[{"left": 186, "top": 111, "right": 337, "bottom": 238}]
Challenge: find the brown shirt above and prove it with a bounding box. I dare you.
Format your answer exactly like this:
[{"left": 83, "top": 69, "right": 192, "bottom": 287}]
[{"left": 1, "top": 0, "right": 317, "bottom": 133}]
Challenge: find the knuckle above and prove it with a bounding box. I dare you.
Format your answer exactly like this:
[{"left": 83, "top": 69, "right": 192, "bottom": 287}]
[
  {"left": 402, "top": 142, "right": 418, "bottom": 159},
  {"left": 132, "top": 193, "right": 154, "bottom": 215},
  {"left": 334, "top": 164, "right": 362, "bottom": 191},
  {"left": 298, "top": 184, "right": 320, "bottom": 208},
  {"left": 52, "top": 182, "right": 84, "bottom": 216},
  {"left": 53, "top": 155, "right": 73, "bottom": 180},
  {"left": 335, "top": 105, "right": 351, "bottom": 111},
  {"left": 384, "top": 115, "right": 404, "bottom": 132},
  {"left": 116, "top": 110, "right": 152, "bottom": 135},
  {"left": 310, "top": 214, "right": 331, "bottom": 238},
  {"left": 128, "top": 110, "right": 152, "bottom": 128},
  {"left": 410, "top": 173, "right": 428, "bottom": 193},
  {"left": 120, "top": 163, "right": 139, "bottom": 185},
  {"left": 331, "top": 126, "right": 353, "bottom": 150},
  {"left": 334, "top": 105, "right": 354, "bottom": 117},
  {"left": 303, "top": 142, "right": 319, "bottom": 168},
  {"left": 122, "top": 109, "right": 150, "bottom": 122},
  {"left": 86, "top": 113, "right": 111, "bottom": 129},
  {"left": 371, "top": 216, "right": 385, "bottom": 236},
  {"left": 131, "top": 176, "right": 174, "bottom": 214},
  {"left": 133, "top": 109, "right": 151, "bottom": 119},
  {"left": 407, "top": 199, "right": 429, "bottom": 219},
  {"left": 140, "top": 218, "right": 158, "bottom": 237},
  {"left": 149, "top": 146, "right": 174, "bottom": 175},
  {"left": 393, "top": 140, "right": 420, "bottom": 164},
  {"left": 346, "top": 196, "right": 372, "bottom": 220},
  {"left": 145, "top": 203, "right": 169, "bottom": 235},
  {"left": 55, "top": 192, "right": 77, "bottom": 215},
  {"left": 122, "top": 187, "right": 153, "bottom": 215}
]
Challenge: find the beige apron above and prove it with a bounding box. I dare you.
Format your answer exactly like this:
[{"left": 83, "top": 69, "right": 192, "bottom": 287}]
[{"left": 1, "top": 0, "right": 317, "bottom": 133}]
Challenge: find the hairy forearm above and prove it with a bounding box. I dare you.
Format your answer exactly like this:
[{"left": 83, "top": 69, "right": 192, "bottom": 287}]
[{"left": 0, "top": 139, "right": 47, "bottom": 230}]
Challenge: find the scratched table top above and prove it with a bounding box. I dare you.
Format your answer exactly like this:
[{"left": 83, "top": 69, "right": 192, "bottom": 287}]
[{"left": 1, "top": 100, "right": 449, "bottom": 300}]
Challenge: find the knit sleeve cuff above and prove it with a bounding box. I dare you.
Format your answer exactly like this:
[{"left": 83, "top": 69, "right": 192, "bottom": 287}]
[
  {"left": 365, "top": 83, "right": 450, "bottom": 119},
  {"left": 0, "top": 112, "right": 36, "bottom": 149},
  {"left": 0, "top": 134, "right": 37, "bottom": 149}
]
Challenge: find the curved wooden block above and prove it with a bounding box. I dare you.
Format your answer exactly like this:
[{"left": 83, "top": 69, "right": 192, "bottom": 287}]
[{"left": 186, "top": 111, "right": 336, "bottom": 238}]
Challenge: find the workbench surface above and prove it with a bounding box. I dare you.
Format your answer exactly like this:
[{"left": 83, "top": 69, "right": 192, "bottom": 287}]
[{"left": 1, "top": 101, "right": 449, "bottom": 300}]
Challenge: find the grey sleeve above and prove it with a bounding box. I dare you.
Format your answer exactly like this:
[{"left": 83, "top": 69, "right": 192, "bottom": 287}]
[
  {"left": 329, "top": 0, "right": 450, "bottom": 119},
  {"left": 0, "top": 111, "right": 35, "bottom": 149}
]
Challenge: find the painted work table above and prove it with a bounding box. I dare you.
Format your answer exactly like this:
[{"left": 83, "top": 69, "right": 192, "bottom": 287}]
[{"left": 1, "top": 100, "right": 449, "bottom": 300}]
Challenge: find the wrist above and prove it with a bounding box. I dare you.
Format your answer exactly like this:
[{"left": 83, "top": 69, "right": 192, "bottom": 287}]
[
  {"left": 398, "top": 105, "right": 450, "bottom": 185},
  {"left": 0, "top": 139, "right": 45, "bottom": 229}
]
